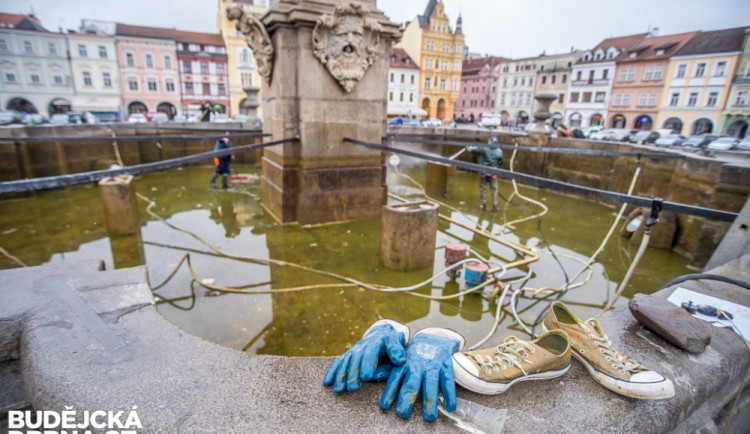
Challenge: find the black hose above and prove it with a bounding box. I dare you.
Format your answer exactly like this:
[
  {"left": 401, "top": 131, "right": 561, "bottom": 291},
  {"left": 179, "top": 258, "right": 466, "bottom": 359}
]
[{"left": 659, "top": 273, "right": 750, "bottom": 291}]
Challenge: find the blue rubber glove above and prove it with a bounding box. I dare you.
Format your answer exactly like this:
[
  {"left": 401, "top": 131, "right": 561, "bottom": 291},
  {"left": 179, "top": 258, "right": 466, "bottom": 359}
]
[
  {"left": 379, "top": 327, "right": 465, "bottom": 422},
  {"left": 323, "top": 319, "right": 410, "bottom": 393}
]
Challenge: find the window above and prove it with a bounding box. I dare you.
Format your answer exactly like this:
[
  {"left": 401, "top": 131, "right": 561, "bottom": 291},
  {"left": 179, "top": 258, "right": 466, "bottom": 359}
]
[
  {"left": 715, "top": 61, "right": 727, "bottom": 77},
  {"left": 77, "top": 44, "right": 87, "bottom": 57},
  {"left": 626, "top": 69, "right": 634, "bottom": 81},
  {"left": 695, "top": 62, "right": 706, "bottom": 77},
  {"left": 440, "top": 79, "right": 446, "bottom": 90},
  {"left": 23, "top": 41, "right": 33, "bottom": 53},
  {"left": 165, "top": 78, "right": 175, "bottom": 92},
  {"left": 638, "top": 93, "right": 647, "bottom": 106},
  {"left": 576, "top": 71, "right": 582, "bottom": 81},
  {"left": 622, "top": 94, "right": 630, "bottom": 105},
  {"left": 185, "top": 82, "right": 194, "bottom": 94},
  {"left": 29, "top": 70, "right": 41, "bottom": 84},
  {"left": 669, "top": 92, "right": 680, "bottom": 106},
  {"left": 409, "top": 93, "right": 413, "bottom": 102},
  {"left": 4, "top": 69, "right": 17, "bottom": 83},
  {"left": 647, "top": 93, "right": 656, "bottom": 106},
  {"left": 451, "top": 79, "right": 458, "bottom": 91},
  {"left": 561, "top": 74, "right": 567, "bottom": 83},
  {"left": 400, "top": 74, "right": 405, "bottom": 83},
  {"left": 570, "top": 92, "right": 579, "bottom": 103},
  {"left": 529, "top": 77, "right": 534, "bottom": 86},
  {"left": 582, "top": 92, "right": 592, "bottom": 103},
  {"left": 126, "top": 52, "right": 135, "bottom": 68},
  {"left": 103, "top": 72, "right": 112, "bottom": 87},
  {"left": 183, "top": 61, "right": 192, "bottom": 73},
  {"left": 217, "top": 63, "right": 226, "bottom": 75},
  {"left": 614, "top": 94, "right": 622, "bottom": 106},
  {"left": 602, "top": 69, "right": 608, "bottom": 80},
  {"left": 687, "top": 92, "right": 698, "bottom": 106},
  {"left": 389, "top": 73, "right": 394, "bottom": 82},
  {"left": 595, "top": 92, "right": 605, "bottom": 103},
  {"left": 426, "top": 59, "right": 433, "bottom": 69},
  {"left": 644, "top": 67, "right": 653, "bottom": 81},
  {"left": 706, "top": 92, "right": 718, "bottom": 107},
  {"left": 145, "top": 54, "right": 154, "bottom": 69},
  {"left": 202, "top": 83, "right": 210, "bottom": 94},
  {"left": 127, "top": 77, "right": 138, "bottom": 91},
  {"left": 399, "top": 92, "right": 404, "bottom": 102},
  {"left": 746, "top": 60, "right": 750, "bottom": 78},
  {"left": 735, "top": 91, "right": 748, "bottom": 106},
  {"left": 558, "top": 93, "right": 564, "bottom": 103},
  {"left": 551, "top": 75, "right": 556, "bottom": 84},
  {"left": 82, "top": 71, "right": 93, "bottom": 87},
  {"left": 98, "top": 46, "right": 107, "bottom": 58},
  {"left": 164, "top": 55, "right": 172, "bottom": 70},
  {"left": 240, "top": 48, "right": 250, "bottom": 64},
  {"left": 618, "top": 69, "right": 627, "bottom": 82},
  {"left": 241, "top": 72, "right": 252, "bottom": 87},
  {"left": 147, "top": 78, "right": 157, "bottom": 92},
  {"left": 47, "top": 42, "right": 56, "bottom": 55},
  {"left": 676, "top": 64, "right": 686, "bottom": 78},
  {"left": 653, "top": 66, "right": 662, "bottom": 80},
  {"left": 425, "top": 77, "right": 431, "bottom": 89},
  {"left": 410, "top": 75, "right": 415, "bottom": 84},
  {"left": 218, "top": 83, "right": 226, "bottom": 95},
  {"left": 541, "top": 76, "right": 547, "bottom": 85},
  {"left": 0, "top": 39, "right": 7, "bottom": 52},
  {"left": 53, "top": 73, "right": 63, "bottom": 85}
]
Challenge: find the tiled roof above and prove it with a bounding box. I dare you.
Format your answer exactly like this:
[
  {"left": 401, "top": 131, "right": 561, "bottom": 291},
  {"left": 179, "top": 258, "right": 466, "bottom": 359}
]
[
  {"left": 115, "top": 23, "right": 176, "bottom": 40},
  {"left": 580, "top": 33, "right": 649, "bottom": 63},
  {"left": 418, "top": 0, "right": 438, "bottom": 29},
  {"left": 173, "top": 30, "right": 224, "bottom": 46},
  {"left": 462, "top": 56, "right": 507, "bottom": 75},
  {"left": 0, "top": 12, "right": 48, "bottom": 32},
  {"left": 674, "top": 26, "right": 747, "bottom": 56},
  {"left": 390, "top": 47, "right": 418, "bottom": 69},
  {"left": 619, "top": 31, "right": 698, "bottom": 63}
]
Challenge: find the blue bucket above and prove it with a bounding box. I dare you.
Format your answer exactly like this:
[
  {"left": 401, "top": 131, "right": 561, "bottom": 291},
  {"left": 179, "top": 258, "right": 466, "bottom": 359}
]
[{"left": 464, "top": 262, "right": 488, "bottom": 288}]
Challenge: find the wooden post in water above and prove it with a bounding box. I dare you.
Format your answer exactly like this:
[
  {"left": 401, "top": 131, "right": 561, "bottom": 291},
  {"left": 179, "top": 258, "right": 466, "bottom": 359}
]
[
  {"left": 425, "top": 162, "right": 455, "bottom": 199},
  {"left": 98, "top": 175, "right": 139, "bottom": 236},
  {"left": 381, "top": 201, "right": 438, "bottom": 271}
]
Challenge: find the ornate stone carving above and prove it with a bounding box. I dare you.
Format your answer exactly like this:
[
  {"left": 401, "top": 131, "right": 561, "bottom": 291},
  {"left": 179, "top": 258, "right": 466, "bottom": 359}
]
[
  {"left": 227, "top": 5, "right": 274, "bottom": 83},
  {"left": 312, "top": 3, "right": 383, "bottom": 93}
]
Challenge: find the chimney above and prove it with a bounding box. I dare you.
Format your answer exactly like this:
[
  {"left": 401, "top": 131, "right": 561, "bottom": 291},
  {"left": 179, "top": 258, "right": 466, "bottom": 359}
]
[{"left": 651, "top": 27, "right": 660, "bottom": 36}]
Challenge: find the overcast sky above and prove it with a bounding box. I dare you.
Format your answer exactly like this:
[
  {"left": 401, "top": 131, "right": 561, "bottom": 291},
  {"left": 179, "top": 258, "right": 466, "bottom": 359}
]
[{"left": 4, "top": 0, "right": 750, "bottom": 59}]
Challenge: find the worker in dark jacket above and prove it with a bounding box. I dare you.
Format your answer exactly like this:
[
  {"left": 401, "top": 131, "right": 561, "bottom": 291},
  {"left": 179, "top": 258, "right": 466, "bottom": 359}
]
[
  {"left": 468, "top": 136, "right": 504, "bottom": 211},
  {"left": 209, "top": 137, "right": 233, "bottom": 188}
]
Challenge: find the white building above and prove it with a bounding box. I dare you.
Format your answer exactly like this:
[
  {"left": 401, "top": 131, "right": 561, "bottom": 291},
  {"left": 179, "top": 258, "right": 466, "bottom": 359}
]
[
  {"left": 565, "top": 33, "right": 647, "bottom": 128},
  {"left": 66, "top": 32, "right": 122, "bottom": 121},
  {"left": 495, "top": 56, "right": 541, "bottom": 126},
  {"left": 0, "top": 13, "right": 75, "bottom": 117},
  {"left": 387, "top": 48, "right": 424, "bottom": 119}
]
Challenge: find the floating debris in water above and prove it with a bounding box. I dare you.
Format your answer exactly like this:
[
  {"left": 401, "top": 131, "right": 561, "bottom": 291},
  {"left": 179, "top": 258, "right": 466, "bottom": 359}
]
[
  {"left": 151, "top": 187, "right": 157, "bottom": 191},
  {"left": 2, "top": 228, "right": 17, "bottom": 235},
  {"left": 202, "top": 278, "right": 216, "bottom": 285},
  {"left": 310, "top": 243, "right": 317, "bottom": 247}
]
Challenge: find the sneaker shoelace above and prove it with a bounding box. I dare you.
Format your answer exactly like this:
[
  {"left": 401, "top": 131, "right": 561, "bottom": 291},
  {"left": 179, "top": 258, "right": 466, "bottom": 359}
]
[
  {"left": 469, "top": 336, "right": 535, "bottom": 376},
  {"left": 581, "top": 319, "right": 646, "bottom": 375}
]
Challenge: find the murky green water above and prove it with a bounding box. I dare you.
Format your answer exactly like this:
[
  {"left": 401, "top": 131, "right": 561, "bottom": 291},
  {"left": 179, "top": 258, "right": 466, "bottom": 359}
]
[{"left": 0, "top": 163, "right": 690, "bottom": 356}]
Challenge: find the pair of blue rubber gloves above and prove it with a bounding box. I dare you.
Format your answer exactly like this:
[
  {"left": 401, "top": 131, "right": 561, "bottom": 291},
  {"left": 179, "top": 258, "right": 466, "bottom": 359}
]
[{"left": 322, "top": 319, "right": 465, "bottom": 422}]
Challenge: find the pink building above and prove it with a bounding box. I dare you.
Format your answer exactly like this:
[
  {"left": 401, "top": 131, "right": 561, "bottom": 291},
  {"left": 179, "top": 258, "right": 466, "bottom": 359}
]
[
  {"left": 455, "top": 56, "right": 506, "bottom": 123},
  {"left": 115, "top": 24, "right": 181, "bottom": 119},
  {"left": 174, "top": 30, "right": 230, "bottom": 117},
  {"left": 609, "top": 32, "right": 697, "bottom": 129}
]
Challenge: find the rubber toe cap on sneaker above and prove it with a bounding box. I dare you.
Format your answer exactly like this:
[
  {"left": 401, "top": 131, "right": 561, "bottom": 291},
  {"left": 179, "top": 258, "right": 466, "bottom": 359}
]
[
  {"left": 630, "top": 371, "right": 667, "bottom": 383},
  {"left": 453, "top": 353, "right": 479, "bottom": 377}
]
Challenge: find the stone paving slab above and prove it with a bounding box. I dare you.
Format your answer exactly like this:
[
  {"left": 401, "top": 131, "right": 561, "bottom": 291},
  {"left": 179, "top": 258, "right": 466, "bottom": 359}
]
[{"left": 0, "top": 255, "right": 748, "bottom": 433}]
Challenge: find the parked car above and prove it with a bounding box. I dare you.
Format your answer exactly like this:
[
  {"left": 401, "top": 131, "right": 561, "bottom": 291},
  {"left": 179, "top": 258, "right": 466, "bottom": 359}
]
[
  {"left": 49, "top": 113, "right": 70, "bottom": 125},
  {"left": 213, "top": 113, "right": 229, "bottom": 123},
  {"left": 231, "top": 114, "right": 249, "bottom": 123},
  {"left": 524, "top": 122, "right": 553, "bottom": 133},
  {"left": 408, "top": 117, "right": 420, "bottom": 126},
  {"left": 654, "top": 134, "right": 686, "bottom": 147},
  {"left": 606, "top": 128, "right": 633, "bottom": 142},
  {"left": 127, "top": 113, "right": 147, "bottom": 123},
  {"left": 735, "top": 137, "right": 750, "bottom": 151},
  {"left": 705, "top": 137, "right": 740, "bottom": 151},
  {"left": 422, "top": 118, "right": 442, "bottom": 127},
  {"left": 477, "top": 113, "right": 501, "bottom": 129},
  {"left": 629, "top": 129, "right": 671, "bottom": 145},
  {"left": 589, "top": 129, "right": 609, "bottom": 140},
  {"left": 578, "top": 126, "right": 603, "bottom": 138},
  {"left": 682, "top": 134, "right": 718, "bottom": 148},
  {"left": 21, "top": 113, "right": 46, "bottom": 125},
  {"left": 0, "top": 110, "right": 21, "bottom": 125},
  {"left": 150, "top": 112, "right": 169, "bottom": 123}
]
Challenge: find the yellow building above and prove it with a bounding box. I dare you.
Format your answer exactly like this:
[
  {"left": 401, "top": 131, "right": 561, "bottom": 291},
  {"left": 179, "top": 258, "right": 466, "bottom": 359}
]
[
  {"left": 656, "top": 27, "right": 745, "bottom": 135},
  {"left": 398, "top": 0, "right": 464, "bottom": 121},
  {"left": 217, "top": 0, "right": 268, "bottom": 117}
]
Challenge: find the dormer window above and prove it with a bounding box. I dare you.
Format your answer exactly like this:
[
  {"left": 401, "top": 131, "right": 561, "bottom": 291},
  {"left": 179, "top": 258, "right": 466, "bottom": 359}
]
[
  {"left": 629, "top": 52, "right": 637, "bottom": 59},
  {"left": 655, "top": 49, "right": 665, "bottom": 56}
]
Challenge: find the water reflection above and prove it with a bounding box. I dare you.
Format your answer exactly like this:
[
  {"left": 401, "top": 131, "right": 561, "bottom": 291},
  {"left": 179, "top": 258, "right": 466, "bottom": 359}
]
[{"left": 0, "top": 165, "right": 692, "bottom": 356}]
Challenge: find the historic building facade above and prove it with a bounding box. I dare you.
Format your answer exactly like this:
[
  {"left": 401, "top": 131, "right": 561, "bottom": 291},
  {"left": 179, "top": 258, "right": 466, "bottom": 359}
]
[
  {"left": 534, "top": 50, "right": 581, "bottom": 127},
  {"left": 399, "top": 0, "right": 464, "bottom": 121},
  {"left": 566, "top": 33, "right": 647, "bottom": 128},
  {"left": 608, "top": 32, "right": 697, "bottom": 130},
  {"left": 0, "top": 13, "right": 75, "bottom": 117},
  {"left": 720, "top": 28, "right": 750, "bottom": 138},
  {"left": 495, "top": 56, "right": 541, "bottom": 126},
  {"left": 656, "top": 27, "right": 745, "bottom": 135},
  {"left": 114, "top": 23, "right": 181, "bottom": 118},
  {"left": 66, "top": 32, "right": 122, "bottom": 121},
  {"left": 387, "top": 48, "right": 423, "bottom": 119},
  {"left": 455, "top": 55, "right": 505, "bottom": 123},
  {"left": 174, "top": 30, "right": 230, "bottom": 117},
  {"left": 217, "top": 0, "right": 268, "bottom": 117}
]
